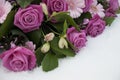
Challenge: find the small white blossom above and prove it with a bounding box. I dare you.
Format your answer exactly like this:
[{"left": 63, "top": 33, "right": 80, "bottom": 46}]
[
  {"left": 40, "top": 3, "right": 48, "bottom": 16},
  {"left": 41, "top": 43, "right": 50, "bottom": 53},
  {"left": 58, "top": 37, "right": 68, "bottom": 49},
  {"left": 44, "top": 33, "right": 55, "bottom": 42}
]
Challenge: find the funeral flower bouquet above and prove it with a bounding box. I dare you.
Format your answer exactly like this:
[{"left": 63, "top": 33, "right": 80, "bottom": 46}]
[{"left": 0, "top": 0, "right": 119, "bottom": 72}]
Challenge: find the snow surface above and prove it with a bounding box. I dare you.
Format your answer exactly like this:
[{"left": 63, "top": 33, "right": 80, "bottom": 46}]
[{"left": 0, "top": 6, "right": 120, "bottom": 80}]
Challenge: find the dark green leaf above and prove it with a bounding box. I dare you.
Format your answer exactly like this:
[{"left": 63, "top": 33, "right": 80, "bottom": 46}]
[
  {"left": 55, "top": 53, "right": 66, "bottom": 58},
  {"left": 0, "top": 49, "right": 4, "bottom": 54},
  {"left": 50, "top": 22, "right": 64, "bottom": 33},
  {"left": 50, "top": 37, "right": 75, "bottom": 57},
  {"left": 41, "top": 53, "right": 58, "bottom": 72},
  {"left": 27, "top": 29, "right": 43, "bottom": 47},
  {"left": 116, "top": 8, "right": 120, "bottom": 14},
  {"left": 62, "top": 20, "right": 68, "bottom": 35},
  {"left": 104, "top": 17, "right": 115, "bottom": 26},
  {"left": 0, "top": 10, "right": 16, "bottom": 40},
  {"left": 16, "top": 0, "right": 33, "bottom": 8},
  {"left": 33, "top": 0, "right": 42, "bottom": 4},
  {"left": 49, "top": 12, "right": 80, "bottom": 31},
  {"left": 35, "top": 47, "right": 45, "bottom": 66},
  {"left": 75, "top": 12, "right": 91, "bottom": 24},
  {"left": 11, "top": 29, "right": 28, "bottom": 41}
]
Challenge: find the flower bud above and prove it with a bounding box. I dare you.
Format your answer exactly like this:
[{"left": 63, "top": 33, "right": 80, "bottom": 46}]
[
  {"left": 58, "top": 37, "right": 68, "bottom": 49},
  {"left": 40, "top": 3, "right": 48, "bottom": 16},
  {"left": 44, "top": 33, "right": 55, "bottom": 42},
  {"left": 41, "top": 43, "right": 50, "bottom": 53},
  {"left": 25, "top": 41, "right": 36, "bottom": 52}
]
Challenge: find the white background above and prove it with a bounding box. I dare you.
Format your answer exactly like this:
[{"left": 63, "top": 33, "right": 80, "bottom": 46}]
[{"left": 0, "top": 1, "right": 120, "bottom": 80}]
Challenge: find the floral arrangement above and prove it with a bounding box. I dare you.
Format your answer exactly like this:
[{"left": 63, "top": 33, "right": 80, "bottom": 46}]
[{"left": 0, "top": 0, "right": 119, "bottom": 72}]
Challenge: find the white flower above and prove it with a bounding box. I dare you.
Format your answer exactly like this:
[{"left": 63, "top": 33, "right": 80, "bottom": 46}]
[
  {"left": 89, "top": 0, "right": 105, "bottom": 18},
  {"left": 41, "top": 43, "right": 50, "bottom": 53},
  {"left": 65, "top": 0, "right": 85, "bottom": 18},
  {"left": 0, "top": 0, "right": 13, "bottom": 23},
  {"left": 44, "top": 33, "right": 55, "bottom": 42},
  {"left": 40, "top": 3, "right": 48, "bottom": 16},
  {"left": 58, "top": 37, "right": 68, "bottom": 49}
]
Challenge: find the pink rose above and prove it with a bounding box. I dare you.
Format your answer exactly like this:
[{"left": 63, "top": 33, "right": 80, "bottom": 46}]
[
  {"left": 14, "top": 5, "right": 44, "bottom": 33},
  {"left": 86, "top": 15, "right": 106, "bottom": 37},
  {"left": 25, "top": 41, "right": 36, "bottom": 52},
  {"left": 83, "top": 0, "right": 93, "bottom": 12},
  {"left": 109, "top": 0, "right": 119, "bottom": 11},
  {"left": 105, "top": 7, "right": 116, "bottom": 17},
  {"left": 67, "top": 27, "right": 87, "bottom": 51},
  {"left": 0, "top": 47, "right": 36, "bottom": 72},
  {"left": 42, "top": 0, "right": 68, "bottom": 13}
]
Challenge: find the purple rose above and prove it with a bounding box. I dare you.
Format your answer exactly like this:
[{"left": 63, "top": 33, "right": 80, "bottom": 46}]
[
  {"left": 0, "top": 47, "right": 36, "bottom": 72},
  {"left": 105, "top": 7, "right": 117, "bottom": 17},
  {"left": 86, "top": 15, "right": 106, "bottom": 37},
  {"left": 109, "top": 0, "right": 119, "bottom": 11},
  {"left": 67, "top": 27, "right": 87, "bottom": 51},
  {"left": 42, "top": 0, "right": 68, "bottom": 13},
  {"left": 14, "top": 5, "right": 44, "bottom": 33},
  {"left": 83, "top": 0, "right": 93, "bottom": 12}
]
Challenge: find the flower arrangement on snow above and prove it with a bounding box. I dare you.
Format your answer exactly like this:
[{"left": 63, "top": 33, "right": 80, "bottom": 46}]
[{"left": 0, "top": 0, "right": 119, "bottom": 72}]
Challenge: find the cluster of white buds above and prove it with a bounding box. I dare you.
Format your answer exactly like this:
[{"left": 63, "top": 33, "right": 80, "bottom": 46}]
[{"left": 41, "top": 33, "right": 55, "bottom": 53}]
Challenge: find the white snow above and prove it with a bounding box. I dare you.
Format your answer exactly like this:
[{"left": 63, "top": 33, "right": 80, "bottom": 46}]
[{"left": 0, "top": 6, "right": 120, "bottom": 80}]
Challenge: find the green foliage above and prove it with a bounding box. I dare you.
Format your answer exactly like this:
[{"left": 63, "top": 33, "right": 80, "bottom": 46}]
[
  {"left": 35, "top": 47, "right": 45, "bottom": 66},
  {"left": 27, "top": 29, "right": 43, "bottom": 47},
  {"left": 116, "top": 8, "right": 120, "bottom": 14},
  {"left": 0, "top": 10, "right": 16, "bottom": 40},
  {"left": 62, "top": 20, "right": 68, "bottom": 35},
  {"left": 33, "top": 0, "right": 42, "bottom": 4},
  {"left": 50, "top": 37, "right": 75, "bottom": 57},
  {"left": 104, "top": 17, "right": 115, "bottom": 26},
  {"left": 11, "top": 29, "right": 28, "bottom": 41},
  {"left": 75, "top": 12, "right": 91, "bottom": 25},
  {"left": 16, "top": 0, "right": 33, "bottom": 8},
  {"left": 41, "top": 53, "right": 58, "bottom": 72},
  {"left": 49, "top": 12, "right": 80, "bottom": 31}
]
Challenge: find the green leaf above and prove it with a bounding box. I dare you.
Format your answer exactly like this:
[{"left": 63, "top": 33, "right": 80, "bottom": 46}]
[
  {"left": 11, "top": 29, "right": 28, "bottom": 41},
  {"left": 49, "top": 12, "right": 80, "bottom": 31},
  {"left": 33, "top": 0, "right": 42, "bottom": 4},
  {"left": 27, "top": 29, "right": 43, "bottom": 47},
  {"left": 0, "top": 10, "right": 16, "bottom": 40},
  {"left": 62, "top": 20, "right": 68, "bottom": 35},
  {"left": 116, "top": 8, "right": 120, "bottom": 14},
  {"left": 0, "top": 49, "right": 4, "bottom": 54},
  {"left": 75, "top": 12, "right": 91, "bottom": 24},
  {"left": 16, "top": 0, "right": 33, "bottom": 8},
  {"left": 50, "top": 22, "right": 64, "bottom": 33},
  {"left": 41, "top": 53, "right": 58, "bottom": 72},
  {"left": 104, "top": 17, "right": 115, "bottom": 26},
  {"left": 35, "top": 47, "right": 45, "bottom": 66},
  {"left": 50, "top": 37, "right": 75, "bottom": 57}
]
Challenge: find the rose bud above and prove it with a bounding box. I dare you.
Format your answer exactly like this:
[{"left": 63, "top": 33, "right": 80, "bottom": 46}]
[
  {"left": 58, "top": 37, "right": 68, "bottom": 49},
  {"left": 41, "top": 43, "right": 50, "bottom": 53},
  {"left": 40, "top": 3, "right": 49, "bottom": 16},
  {"left": 44, "top": 33, "right": 55, "bottom": 42}
]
